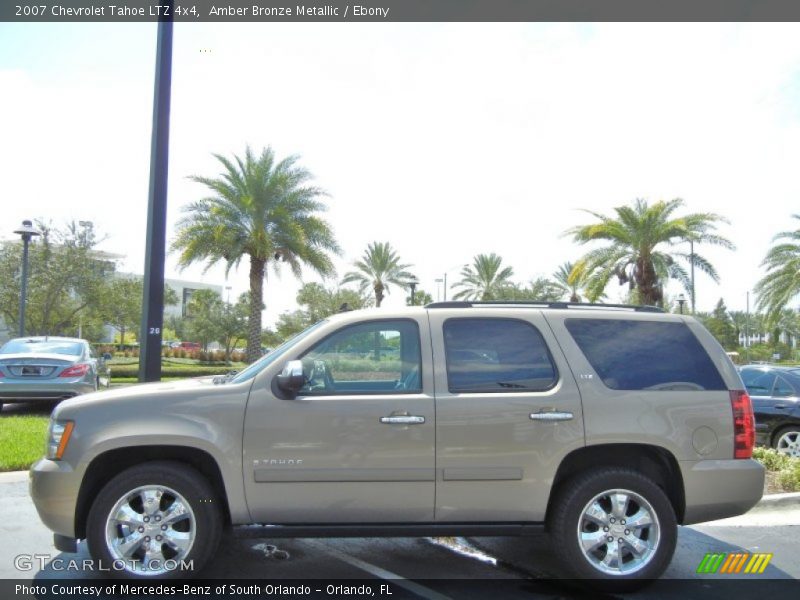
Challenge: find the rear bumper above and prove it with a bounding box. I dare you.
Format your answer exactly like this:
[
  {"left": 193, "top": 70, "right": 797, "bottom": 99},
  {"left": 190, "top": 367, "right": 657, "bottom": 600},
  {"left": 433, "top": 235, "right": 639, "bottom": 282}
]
[
  {"left": 680, "top": 458, "right": 765, "bottom": 525},
  {"left": 0, "top": 381, "right": 94, "bottom": 401}
]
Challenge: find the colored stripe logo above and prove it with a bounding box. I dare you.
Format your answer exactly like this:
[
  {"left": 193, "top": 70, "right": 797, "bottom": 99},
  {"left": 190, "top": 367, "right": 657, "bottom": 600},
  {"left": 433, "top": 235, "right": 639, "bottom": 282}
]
[{"left": 696, "top": 552, "right": 772, "bottom": 574}]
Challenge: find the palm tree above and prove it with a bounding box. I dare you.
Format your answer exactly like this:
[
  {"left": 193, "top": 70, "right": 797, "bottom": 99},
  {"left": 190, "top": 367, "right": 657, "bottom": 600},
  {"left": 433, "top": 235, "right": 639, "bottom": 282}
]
[
  {"left": 341, "top": 242, "right": 414, "bottom": 307},
  {"left": 565, "top": 198, "right": 734, "bottom": 306},
  {"left": 755, "top": 215, "right": 800, "bottom": 324},
  {"left": 552, "top": 262, "right": 585, "bottom": 303},
  {"left": 172, "top": 146, "right": 340, "bottom": 362},
  {"left": 452, "top": 253, "right": 515, "bottom": 301}
]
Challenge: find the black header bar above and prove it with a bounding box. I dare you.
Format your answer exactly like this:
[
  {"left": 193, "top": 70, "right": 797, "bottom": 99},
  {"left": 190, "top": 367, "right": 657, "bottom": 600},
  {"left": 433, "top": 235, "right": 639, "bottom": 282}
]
[{"left": 4, "top": 0, "right": 800, "bottom": 23}]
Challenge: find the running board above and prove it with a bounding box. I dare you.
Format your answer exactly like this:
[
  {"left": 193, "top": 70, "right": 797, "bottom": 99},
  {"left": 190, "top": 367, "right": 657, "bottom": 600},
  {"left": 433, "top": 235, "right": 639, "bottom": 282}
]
[{"left": 234, "top": 522, "right": 545, "bottom": 539}]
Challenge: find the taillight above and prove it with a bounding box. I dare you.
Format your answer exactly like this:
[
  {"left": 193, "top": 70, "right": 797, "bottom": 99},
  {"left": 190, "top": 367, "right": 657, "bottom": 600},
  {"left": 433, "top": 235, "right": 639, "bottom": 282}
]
[
  {"left": 731, "top": 390, "right": 755, "bottom": 459},
  {"left": 59, "top": 364, "right": 91, "bottom": 378}
]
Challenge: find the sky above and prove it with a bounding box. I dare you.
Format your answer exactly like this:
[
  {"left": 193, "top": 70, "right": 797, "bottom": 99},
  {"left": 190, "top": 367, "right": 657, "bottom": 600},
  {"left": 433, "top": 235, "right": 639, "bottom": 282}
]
[{"left": 1, "top": 22, "right": 799, "bottom": 326}]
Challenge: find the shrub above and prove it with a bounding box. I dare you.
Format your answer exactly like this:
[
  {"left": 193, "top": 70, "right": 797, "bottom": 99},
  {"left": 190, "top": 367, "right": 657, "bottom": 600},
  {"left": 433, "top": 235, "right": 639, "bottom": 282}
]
[
  {"left": 777, "top": 461, "right": 800, "bottom": 492},
  {"left": 752, "top": 447, "right": 793, "bottom": 472}
]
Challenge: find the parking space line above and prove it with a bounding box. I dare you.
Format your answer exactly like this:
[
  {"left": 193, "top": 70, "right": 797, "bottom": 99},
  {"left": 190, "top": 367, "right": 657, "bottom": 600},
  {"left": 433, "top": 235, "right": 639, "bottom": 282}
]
[{"left": 304, "top": 540, "right": 452, "bottom": 600}]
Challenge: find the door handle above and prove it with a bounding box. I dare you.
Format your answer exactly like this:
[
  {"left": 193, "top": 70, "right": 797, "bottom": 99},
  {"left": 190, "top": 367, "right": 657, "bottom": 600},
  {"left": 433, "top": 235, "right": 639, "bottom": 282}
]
[
  {"left": 530, "top": 411, "right": 573, "bottom": 422},
  {"left": 380, "top": 415, "right": 425, "bottom": 425}
]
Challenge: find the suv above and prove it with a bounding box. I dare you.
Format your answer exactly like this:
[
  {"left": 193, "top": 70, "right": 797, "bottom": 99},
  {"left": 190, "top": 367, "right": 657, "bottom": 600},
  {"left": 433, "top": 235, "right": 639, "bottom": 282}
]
[{"left": 30, "top": 302, "right": 763, "bottom": 589}]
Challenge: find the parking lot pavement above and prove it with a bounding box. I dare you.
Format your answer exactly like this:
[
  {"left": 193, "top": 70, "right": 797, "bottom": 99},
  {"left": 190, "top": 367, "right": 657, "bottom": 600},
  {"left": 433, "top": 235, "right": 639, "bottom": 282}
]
[{"left": 0, "top": 474, "right": 54, "bottom": 580}]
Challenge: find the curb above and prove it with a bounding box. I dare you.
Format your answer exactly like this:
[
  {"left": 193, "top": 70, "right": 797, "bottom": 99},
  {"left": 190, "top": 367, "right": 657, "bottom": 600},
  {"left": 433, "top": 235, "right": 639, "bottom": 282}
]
[
  {"left": 0, "top": 471, "right": 28, "bottom": 483},
  {"left": 749, "top": 491, "right": 800, "bottom": 512}
]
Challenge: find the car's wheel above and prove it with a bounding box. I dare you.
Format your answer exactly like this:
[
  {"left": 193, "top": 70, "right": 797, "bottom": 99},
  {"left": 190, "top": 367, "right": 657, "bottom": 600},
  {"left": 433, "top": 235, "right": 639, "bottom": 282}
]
[
  {"left": 0, "top": 401, "right": 4, "bottom": 412},
  {"left": 86, "top": 461, "right": 222, "bottom": 579},
  {"left": 773, "top": 426, "right": 800, "bottom": 458},
  {"left": 548, "top": 467, "right": 677, "bottom": 592}
]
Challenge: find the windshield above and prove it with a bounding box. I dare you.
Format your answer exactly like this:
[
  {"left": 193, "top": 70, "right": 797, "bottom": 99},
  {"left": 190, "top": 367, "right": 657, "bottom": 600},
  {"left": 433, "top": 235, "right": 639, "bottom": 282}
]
[
  {"left": 0, "top": 340, "right": 83, "bottom": 356},
  {"left": 229, "top": 320, "right": 328, "bottom": 384}
]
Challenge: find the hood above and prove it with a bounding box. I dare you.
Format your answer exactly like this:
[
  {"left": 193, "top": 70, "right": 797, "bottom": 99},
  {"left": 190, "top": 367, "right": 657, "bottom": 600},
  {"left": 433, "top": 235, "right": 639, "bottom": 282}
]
[{"left": 55, "top": 377, "right": 216, "bottom": 413}]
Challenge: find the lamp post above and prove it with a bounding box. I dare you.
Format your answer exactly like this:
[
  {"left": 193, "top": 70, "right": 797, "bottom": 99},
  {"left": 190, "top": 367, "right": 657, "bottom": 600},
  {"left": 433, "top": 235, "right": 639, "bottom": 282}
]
[
  {"left": 435, "top": 276, "right": 447, "bottom": 301},
  {"left": 408, "top": 277, "right": 418, "bottom": 306},
  {"left": 13, "top": 220, "right": 41, "bottom": 337},
  {"left": 677, "top": 293, "right": 686, "bottom": 315}
]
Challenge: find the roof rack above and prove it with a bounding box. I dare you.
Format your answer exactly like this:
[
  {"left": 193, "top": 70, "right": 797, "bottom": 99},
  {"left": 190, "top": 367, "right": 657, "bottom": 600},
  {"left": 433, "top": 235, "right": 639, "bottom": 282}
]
[{"left": 424, "top": 301, "right": 664, "bottom": 313}]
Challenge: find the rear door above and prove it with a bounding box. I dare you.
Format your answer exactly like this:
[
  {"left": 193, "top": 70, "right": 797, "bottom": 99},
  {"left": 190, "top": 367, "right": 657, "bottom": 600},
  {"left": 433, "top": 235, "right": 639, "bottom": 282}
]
[{"left": 428, "top": 309, "right": 585, "bottom": 522}]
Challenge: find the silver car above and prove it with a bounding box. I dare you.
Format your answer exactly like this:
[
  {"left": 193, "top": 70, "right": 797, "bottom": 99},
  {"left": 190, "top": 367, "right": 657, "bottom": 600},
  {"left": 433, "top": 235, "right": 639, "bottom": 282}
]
[{"left": 0, "top": 336, "right": 110, "bottom": 411}]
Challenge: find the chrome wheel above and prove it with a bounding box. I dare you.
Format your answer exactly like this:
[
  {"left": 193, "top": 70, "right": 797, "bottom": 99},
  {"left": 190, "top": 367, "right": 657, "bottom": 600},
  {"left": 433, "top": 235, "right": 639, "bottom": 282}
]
[
  {"left": 104, "top": 485, "right": 196, "bottom": 576},
  {"left": 776, "top": 430, "right": 800, "bottom": 457},
  {"left": 577, "top": 488, "right": 660, "bottom": 576}
]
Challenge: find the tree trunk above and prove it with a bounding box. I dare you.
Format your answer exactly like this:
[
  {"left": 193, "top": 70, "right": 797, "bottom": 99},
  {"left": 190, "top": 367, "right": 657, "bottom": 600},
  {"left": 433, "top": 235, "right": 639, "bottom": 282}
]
[
  {"left": 246, "top": 256, "right": 266, "bottom": 363},
  {"left": 120, "top": 326, "right": 125, "bottom": 350},
  {"left": 636, "top": 256, "right": 662, "bottom": 306},
  {"left": 374, "top": 282, "right": 384, "bottom": 307}
]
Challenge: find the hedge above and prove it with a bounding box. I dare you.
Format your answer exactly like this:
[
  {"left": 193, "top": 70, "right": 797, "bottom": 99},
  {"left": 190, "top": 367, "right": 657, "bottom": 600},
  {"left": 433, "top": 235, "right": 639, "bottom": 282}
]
[{"left": 111, "top": 365, "right": 237, "bottom": 379}]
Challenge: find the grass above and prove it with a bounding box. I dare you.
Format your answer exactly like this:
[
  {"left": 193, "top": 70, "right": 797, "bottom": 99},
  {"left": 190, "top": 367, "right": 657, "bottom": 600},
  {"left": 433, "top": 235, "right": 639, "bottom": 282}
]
[{"left": 0, "top": 415, "right": 49, "bottom": 472}]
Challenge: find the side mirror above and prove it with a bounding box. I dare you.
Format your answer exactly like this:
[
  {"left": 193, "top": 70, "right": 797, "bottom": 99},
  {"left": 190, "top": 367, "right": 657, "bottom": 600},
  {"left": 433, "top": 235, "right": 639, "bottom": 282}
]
[{"left": 276, "top": 360, "right": 306, "bottom": 396}]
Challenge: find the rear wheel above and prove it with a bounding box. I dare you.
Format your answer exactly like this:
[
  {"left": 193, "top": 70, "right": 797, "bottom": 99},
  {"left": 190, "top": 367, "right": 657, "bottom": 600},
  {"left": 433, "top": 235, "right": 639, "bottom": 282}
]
[
  {"left": 548, "top": 467, "right": 677, "bottom": 592},
  {"left": 773, "top": 426, "right": 800, "bottom": 457},
  {"left": 86, "top": 461, "right": 222, "bottom": 578}
]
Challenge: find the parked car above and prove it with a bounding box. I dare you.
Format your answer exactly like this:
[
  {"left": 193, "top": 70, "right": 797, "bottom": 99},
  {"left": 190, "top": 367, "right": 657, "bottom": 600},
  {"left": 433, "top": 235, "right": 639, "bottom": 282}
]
[
  {"left": 0, "top": 336, "right": 111, "bottom": 411},
  {"left": 178, "top": 341, "right": 201, "bottom": 351},
  {"left": 739, "top": 364, "right": 800, "bottom": 457},
  {"left": 30, "top": 302, "right": 762, "bottom": 589}
]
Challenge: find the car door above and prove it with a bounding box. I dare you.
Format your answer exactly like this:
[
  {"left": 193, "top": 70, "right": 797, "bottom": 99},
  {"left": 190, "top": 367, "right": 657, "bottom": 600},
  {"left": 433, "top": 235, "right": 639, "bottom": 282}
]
[
  {"left": 758, "top": 373, "right": 800, "bottom": 443},
  {"left": 242, "top": 316, "right": 435, "bottom": 523},
  {"left": 428, "top": 309, "right": 585, "bottom": 522}
]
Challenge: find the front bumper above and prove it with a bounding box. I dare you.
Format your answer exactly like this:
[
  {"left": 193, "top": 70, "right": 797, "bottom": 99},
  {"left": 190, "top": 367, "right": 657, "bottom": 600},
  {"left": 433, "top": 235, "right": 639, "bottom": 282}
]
[
  {"left": 680, "top": 458, "right": 765, "bottom": 525},
  {"left": 29, "top": 457, "right": 82, "bottom": 539}
]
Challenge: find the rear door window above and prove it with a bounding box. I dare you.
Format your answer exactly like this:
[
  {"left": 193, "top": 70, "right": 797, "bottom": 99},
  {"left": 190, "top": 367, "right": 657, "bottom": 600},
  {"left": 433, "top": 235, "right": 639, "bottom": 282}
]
[
  {"left": 443, "top": 318, "right": 557, "bottom": 393},
  {"left": 565, "top": 319, "right": 726, "bottom": 391}
]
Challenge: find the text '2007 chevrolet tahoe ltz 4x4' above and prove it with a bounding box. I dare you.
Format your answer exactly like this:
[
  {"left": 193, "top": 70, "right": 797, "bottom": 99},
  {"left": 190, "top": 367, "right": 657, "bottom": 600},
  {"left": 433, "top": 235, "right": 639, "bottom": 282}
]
[{"left": 30, "top": 301, "right": 763, "bottom": 590}]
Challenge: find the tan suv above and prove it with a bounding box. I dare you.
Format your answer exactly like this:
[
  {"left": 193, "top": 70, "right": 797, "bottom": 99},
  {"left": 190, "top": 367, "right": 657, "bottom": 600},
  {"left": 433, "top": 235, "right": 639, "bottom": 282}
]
[{"left": 30, "top": 302, "right": 763, "bottom": 589}]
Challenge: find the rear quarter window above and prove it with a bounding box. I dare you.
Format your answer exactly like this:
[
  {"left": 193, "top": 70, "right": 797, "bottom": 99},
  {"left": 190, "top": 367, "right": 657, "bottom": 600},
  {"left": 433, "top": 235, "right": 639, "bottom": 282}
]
[{"left": 565, "top": 318, "right": 726, "bottom": 391}]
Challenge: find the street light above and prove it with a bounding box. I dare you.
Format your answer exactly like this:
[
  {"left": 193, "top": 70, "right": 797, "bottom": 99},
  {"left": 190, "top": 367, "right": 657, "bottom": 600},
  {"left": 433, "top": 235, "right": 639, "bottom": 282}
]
[
  {"left": 13, "top": 220, "right": 41, "bottom": 337},
  {"left": 677, "top": 293, "right": 686, "bottom": 315}
]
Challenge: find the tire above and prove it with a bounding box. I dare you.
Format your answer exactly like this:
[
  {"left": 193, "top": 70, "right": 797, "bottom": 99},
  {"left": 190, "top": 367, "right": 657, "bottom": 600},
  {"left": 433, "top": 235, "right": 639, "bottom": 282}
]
[
  {"left": 772, "top": 425, "right": 800, "bottom": 458},
  {"left": 547, "top": 467, "right": 677, "bottom": 592},
  {"left": 86, "top": 461, "right": 223, "bottom": 579}
]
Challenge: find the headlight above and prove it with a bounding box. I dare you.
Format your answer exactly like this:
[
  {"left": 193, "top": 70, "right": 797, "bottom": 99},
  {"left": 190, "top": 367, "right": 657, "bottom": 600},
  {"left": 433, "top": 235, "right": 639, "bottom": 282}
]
[{"left": 46, "top": 420, "right": 74, "bottom": 460}]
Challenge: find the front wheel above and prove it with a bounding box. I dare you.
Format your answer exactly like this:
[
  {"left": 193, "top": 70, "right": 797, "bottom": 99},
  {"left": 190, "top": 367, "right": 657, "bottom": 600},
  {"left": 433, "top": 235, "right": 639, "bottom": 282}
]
[
  {"left": 548, "top": 468, "right": 677, "bottom": 591},
  {"left": 86, "top": 461, "right": 222, "bottom": 578}
]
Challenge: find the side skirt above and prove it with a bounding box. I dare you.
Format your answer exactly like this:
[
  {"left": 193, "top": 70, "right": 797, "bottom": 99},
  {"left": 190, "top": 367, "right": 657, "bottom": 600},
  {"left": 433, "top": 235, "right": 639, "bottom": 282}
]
[{"left": 233, "top": 522, "right": 546, "bottom": 539}]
